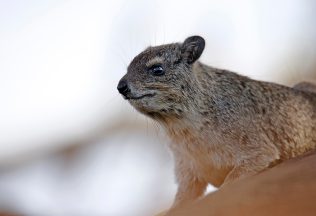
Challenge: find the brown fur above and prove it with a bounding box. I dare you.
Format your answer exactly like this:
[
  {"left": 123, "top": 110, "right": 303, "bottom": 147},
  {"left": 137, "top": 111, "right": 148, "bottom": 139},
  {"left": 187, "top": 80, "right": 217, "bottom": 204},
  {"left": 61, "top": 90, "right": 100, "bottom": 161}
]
[
  {"left": 117, "top": 36, "right": 316, "bottom": 210},
  {"left": 293, "top": 81, "right": 316, "bottom": 94}
]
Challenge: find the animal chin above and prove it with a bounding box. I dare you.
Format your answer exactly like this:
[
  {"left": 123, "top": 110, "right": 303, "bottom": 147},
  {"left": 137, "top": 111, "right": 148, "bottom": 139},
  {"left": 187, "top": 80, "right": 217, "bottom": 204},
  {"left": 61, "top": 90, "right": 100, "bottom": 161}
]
[{"left": 125, "top": 93, "right": 155, "bottom": 100}]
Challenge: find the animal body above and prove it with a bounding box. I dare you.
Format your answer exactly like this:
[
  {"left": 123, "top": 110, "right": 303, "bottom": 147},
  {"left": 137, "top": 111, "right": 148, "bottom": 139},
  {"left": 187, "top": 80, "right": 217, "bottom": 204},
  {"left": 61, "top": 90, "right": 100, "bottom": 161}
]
[{"left": 117, "top": 36, "right": 316, "bottom": 209}]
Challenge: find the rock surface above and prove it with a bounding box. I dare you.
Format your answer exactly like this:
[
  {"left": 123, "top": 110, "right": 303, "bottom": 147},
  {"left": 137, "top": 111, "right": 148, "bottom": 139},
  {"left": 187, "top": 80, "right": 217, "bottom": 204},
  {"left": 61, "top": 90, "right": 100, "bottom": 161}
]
[{"left": 168, "top": 150, "right": 316, "bottom": 216}]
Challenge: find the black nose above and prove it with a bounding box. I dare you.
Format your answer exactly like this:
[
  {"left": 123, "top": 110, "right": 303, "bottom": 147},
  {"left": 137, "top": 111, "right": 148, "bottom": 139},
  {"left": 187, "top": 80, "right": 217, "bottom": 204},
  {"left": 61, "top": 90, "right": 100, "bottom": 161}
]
[{"left": 117, "top": 80, "right": 129, "bottom": 96}]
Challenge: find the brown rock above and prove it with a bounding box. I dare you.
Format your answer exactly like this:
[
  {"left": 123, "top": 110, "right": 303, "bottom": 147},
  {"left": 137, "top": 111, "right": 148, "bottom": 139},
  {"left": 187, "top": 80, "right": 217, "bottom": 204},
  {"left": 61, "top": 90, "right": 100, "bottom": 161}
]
[{"left": 168, "top": 151, "right": 316, "bottom": 216}]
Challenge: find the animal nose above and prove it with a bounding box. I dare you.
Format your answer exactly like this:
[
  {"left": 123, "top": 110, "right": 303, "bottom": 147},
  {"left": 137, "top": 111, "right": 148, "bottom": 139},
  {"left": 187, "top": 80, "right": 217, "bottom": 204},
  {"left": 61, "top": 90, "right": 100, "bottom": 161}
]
[{"left": 117, "top": 80, "right": 129, "bottom": 96}]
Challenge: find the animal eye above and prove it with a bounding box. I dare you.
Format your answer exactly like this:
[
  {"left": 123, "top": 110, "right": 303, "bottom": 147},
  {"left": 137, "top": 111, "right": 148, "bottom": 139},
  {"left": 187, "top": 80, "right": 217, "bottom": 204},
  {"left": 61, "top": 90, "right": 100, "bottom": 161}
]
[{"left": 150, "top": 65, "right": 165, "bottom": 76}]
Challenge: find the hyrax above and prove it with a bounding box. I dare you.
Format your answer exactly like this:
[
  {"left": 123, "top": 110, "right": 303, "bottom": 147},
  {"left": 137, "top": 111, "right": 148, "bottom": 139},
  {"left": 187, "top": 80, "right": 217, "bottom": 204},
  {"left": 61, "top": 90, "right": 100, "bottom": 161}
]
[{"left": 117, "top": 36, "right": 316, "bottom": 208}]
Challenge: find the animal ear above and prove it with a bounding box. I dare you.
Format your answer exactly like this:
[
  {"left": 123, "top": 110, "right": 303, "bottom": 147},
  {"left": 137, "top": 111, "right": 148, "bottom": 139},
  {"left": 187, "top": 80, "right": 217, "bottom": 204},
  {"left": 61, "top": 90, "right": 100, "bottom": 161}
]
[{"left": 181, "top": 36, "right": 205, "bottom": 64}]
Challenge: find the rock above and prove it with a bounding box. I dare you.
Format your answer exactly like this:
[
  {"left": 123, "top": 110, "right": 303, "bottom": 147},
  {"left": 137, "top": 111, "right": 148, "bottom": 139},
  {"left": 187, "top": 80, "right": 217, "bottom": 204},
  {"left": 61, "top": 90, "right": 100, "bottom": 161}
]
[{"left": 168, "top": 151, "right": 316, "bottom": 216}]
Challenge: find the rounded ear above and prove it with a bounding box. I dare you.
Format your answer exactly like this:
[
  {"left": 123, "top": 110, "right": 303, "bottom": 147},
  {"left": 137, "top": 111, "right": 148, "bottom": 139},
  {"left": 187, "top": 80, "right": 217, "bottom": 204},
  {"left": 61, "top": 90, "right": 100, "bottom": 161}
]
[{"left": 181, "top": 36, "right": 205, "bottom": 64}]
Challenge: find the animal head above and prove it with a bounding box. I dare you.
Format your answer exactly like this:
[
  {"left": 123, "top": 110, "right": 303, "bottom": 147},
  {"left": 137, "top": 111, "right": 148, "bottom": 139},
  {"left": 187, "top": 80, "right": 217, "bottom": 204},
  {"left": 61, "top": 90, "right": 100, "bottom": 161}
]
[{"left": 117, "top": 36, "right": 205, "bottom": 119}]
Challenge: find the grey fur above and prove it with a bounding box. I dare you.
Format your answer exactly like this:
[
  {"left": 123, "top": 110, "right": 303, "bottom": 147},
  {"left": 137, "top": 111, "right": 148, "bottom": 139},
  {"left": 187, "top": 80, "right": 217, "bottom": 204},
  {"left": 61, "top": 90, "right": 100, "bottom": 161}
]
[{"left": 118, "top": 36, "right": 316, "bottom": 209}]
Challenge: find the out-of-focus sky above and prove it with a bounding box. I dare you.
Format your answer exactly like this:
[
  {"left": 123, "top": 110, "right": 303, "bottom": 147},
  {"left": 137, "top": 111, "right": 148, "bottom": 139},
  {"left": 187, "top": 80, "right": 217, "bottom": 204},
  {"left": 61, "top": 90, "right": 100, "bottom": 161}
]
[{"left": 0, "top": 0, "right": 316, "bottom": 215}]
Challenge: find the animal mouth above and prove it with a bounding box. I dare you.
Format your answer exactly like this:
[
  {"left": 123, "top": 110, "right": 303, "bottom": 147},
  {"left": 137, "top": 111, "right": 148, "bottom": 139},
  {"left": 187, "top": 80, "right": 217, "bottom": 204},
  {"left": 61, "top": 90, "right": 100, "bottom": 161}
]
[{"left": 125, "top": 93, "right": 155, "bottom": 100}]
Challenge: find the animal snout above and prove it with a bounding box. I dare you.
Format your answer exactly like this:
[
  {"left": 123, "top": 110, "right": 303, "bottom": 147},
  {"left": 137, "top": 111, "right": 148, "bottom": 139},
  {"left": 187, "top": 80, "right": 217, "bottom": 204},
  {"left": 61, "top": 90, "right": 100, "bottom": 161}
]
[{"left": 117, "top": 80, "right": 130, "bottom": 96}]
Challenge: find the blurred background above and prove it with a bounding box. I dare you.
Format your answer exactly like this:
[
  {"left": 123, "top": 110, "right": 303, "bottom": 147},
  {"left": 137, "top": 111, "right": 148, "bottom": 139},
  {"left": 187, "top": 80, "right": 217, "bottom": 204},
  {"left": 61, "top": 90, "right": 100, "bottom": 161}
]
[{"left": 0, "top": 0, "right": 316, "bottom": 215}]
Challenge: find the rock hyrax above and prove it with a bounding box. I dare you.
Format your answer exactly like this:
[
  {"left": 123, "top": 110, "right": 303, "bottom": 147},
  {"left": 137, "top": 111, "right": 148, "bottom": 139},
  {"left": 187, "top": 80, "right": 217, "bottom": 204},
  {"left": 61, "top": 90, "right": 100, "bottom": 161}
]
[{"left": 117, "top": 36, "right": 316, "bottom": 209}]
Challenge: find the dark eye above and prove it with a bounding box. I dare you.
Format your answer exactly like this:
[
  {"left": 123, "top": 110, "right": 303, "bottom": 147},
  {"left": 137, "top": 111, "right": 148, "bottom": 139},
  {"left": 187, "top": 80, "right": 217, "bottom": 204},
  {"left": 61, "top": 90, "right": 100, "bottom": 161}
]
[{"left": 150, "top": 65, "right": 165, "bottom": 76}]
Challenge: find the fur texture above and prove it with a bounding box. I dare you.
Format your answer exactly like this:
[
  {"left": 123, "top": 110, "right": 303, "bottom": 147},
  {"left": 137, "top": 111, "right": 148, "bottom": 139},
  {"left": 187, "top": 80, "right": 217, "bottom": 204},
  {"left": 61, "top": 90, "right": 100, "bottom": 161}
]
[{"left": 118, "top": 36, "right": 316, "bottom": 208}]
